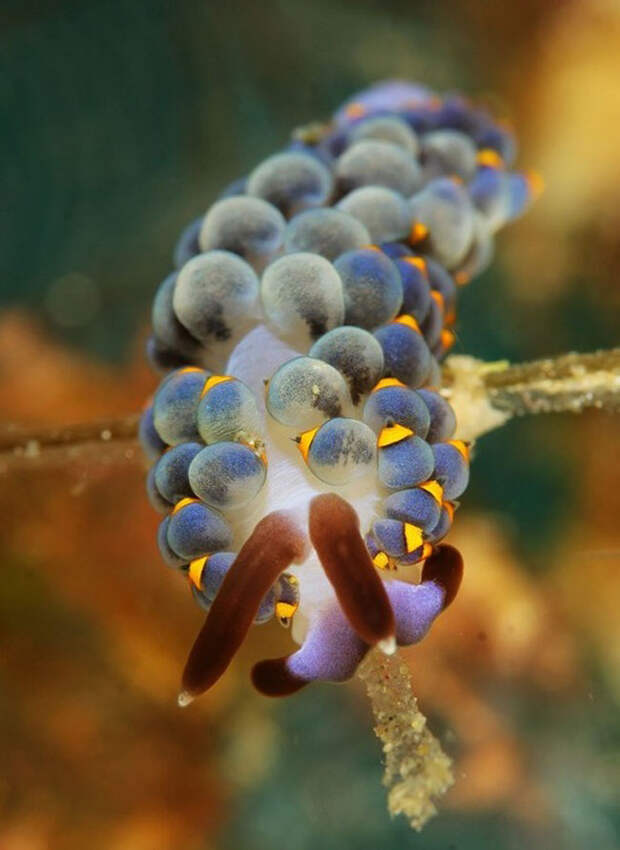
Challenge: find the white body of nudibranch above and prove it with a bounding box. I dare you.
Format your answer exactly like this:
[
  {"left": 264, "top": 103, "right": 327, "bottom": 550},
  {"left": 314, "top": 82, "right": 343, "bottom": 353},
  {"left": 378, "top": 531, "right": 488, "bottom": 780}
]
[{"left": 226, "top": 323, "right": 384, "bottom": 645}]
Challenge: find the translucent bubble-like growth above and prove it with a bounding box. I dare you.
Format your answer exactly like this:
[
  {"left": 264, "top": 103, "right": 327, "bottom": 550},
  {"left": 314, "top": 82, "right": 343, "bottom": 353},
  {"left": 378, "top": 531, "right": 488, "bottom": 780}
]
[
  {"left": 151, "top": 272, "right": 202, "bottom": 361},
  {"left": 152, "top": 368, "right": 209, "bottom": 446},
  {"left": 173, "top": 251, "right": 260, "bottom": 350},
  {"left": 188, "top": 442, "right": 267, "bottom": 510},
  {"left": 300, "top": 417, "right": 377, "bottom": 485},
  {"left": 334, "top": 248, "right": 403, "bottom": 331},
  {"left": 309, "top": 326, "right": 384, "bottom": 404},
  {"left": 337, "top": 186, "right": 410, "bottom": 244},
  {"left": 377, "top": 432, "right": 435, "bottom": 489},
  {"left": 419, "top": 130, "right": 477, "bottom": 182},
  {"left": 349, "top": 115, "right": 419, "bottom": 155},
  {"left": 199, "top": 196, "right": 286, "bottom": 270},
  {"left": 284, "top": 207, "right": 371, "bottom": 260},
  {"left": 261, "top": 252, "right": 345, "bottom": 343},
  {"left": 153, "top": 441, "right": 203, "bottom": 504},
  {"left": 196, "top": 376, "right": 263, "bottom": 445},
  {"left": 266, "top": 356, "right": 351, "bottom": 428},
  {"left": 362, "top": 379, "right": 431, "bottom": 438},
  {"left": 166, "top": 499, "right": 233, "bottom": 562},
  {"left": 247, "top": 151, "right": 334, "bottom": 217},
  {"left": 374, "top": 317, "right": 432, "bottom": 387},
  {"left": 336, "top": 139, "right": 421, "bottom": 195},
  {"left": 409, "top": 177, "right": 475, "bottom": 270},
  {"left": 173, "top": 216, "right": 203, "bottom": 269}
]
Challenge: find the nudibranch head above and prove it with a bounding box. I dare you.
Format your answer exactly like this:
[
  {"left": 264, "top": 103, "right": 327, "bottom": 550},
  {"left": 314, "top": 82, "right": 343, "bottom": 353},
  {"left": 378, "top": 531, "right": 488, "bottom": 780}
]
[{"left": 139, "top": 79, "right": 541, "bottom": 701}]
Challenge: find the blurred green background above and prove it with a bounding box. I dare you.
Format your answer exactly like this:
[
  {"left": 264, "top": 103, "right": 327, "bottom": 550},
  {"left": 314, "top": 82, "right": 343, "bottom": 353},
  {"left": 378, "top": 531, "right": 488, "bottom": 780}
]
[{"left": 1, "top": 2, "right": 619, "bottom": 849}]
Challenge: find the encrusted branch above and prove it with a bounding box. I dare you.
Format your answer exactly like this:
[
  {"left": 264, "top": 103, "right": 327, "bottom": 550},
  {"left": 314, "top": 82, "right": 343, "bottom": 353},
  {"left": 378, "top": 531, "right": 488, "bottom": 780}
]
[
  {"left": 1, "top": 348, "right": 617, "bottom": 464},
  {"left": 0, "top": 415, "right": 141, "bottom": 453},
  {"left": 441, "top": 347, "right": 620, "bottom": 441},
  {"left": 357, "top": 648, "right": 454, "bottom": 831},
  {"left": 0, "top": 415, "right": 142, "bottom": 473}
]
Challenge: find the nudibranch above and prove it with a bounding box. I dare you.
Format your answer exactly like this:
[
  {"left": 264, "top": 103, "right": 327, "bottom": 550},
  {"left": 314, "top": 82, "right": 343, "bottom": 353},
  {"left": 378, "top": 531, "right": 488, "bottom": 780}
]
[{"left": 139, "top": 79, "right": 541, "bottom": 704}]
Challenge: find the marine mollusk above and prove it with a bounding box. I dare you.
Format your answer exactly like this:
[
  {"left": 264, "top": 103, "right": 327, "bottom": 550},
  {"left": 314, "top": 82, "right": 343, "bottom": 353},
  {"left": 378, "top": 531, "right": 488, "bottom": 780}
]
[{"left": 140, "top": 80, "right": 540, "bottom": 702}]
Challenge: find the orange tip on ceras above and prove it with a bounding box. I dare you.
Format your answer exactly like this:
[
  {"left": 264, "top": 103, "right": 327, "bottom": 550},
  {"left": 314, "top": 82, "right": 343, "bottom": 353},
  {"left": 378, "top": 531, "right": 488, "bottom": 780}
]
[
  {"left": 402, "top": 256, "right": 428, "bottom": 276},
  {"left": 526, "top": 169, "right": 545, "bottom": 200},
  {"left": 200, "top": 374, "right": 234, "bottom": 398},
  {"left": 177, "top": 366, "right": 204, "bottom": 375},
  {"left": 371, "top": 377, "right": 407, "bottom": 393},
  {"left": 448, "top": 439, "right": 470, "bottom": 462},
  {"left": 377, "top": 423, "right": 414, "bottom": 448},
  {"left": 188, "top": 556, "right": 208, "bottom": 590},
  {"left": 430, "top": 290, "right": 445, "bottom": 313},
  {"left": 296, "top": 425, "right": 320, "bottom": 462},
  {"left": 476, "top": 148, "right": 504, "bottom": 169},
  {"left": 372, "top": 551, "right": 393, "bottom": 571},
  {"left": 403, "top": 523, "right": 424, "bottom": 553},
  {"left": 440, "top": 329, "right": 456, "bottom": 351},
  {"left": 345, "top": 102, "right": 366, "bottom": 119},
  {"left": 172, "top": 496, "right": 200, "bottom": 515},
  {"left": 393, "top": 314, "right": 422, "bottom": 333},
  {"left": 275, "top": 577, "right": 300, "bottom": 624},
  {"left": 419, "top": 480, "right": 444, "bottom": 503},
  {"left": 410, "top": 221, "right": 429, "bottom": 244}
]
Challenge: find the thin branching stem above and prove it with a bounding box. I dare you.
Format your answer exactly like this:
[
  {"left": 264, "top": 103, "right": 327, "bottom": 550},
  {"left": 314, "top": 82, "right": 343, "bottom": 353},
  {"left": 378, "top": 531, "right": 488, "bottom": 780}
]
[
  {"left": 0, "top": 415, "right": 141, "bottom": 453},
  {"left": 441, "top": 347, "right": 620, "bottom": 441},
  {"left": 1, "top": 347, "right": 617, "bottom": 461},
  {"left": 357, "top": 648, "right": 454, "bottom": 831}
]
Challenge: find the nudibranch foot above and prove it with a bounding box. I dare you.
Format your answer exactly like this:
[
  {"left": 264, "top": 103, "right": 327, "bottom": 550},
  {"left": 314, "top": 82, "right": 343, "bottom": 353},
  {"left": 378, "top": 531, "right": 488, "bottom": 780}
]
[
  {"left": 252, "top": 541, "right": 463, "bottom": 697},
  {"left": 251, "top": 603, "right": 369, "bottom": 697}
]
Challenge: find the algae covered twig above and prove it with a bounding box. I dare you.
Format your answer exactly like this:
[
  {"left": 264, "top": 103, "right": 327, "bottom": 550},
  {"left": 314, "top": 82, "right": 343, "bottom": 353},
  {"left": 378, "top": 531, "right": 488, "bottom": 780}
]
[
  {"left": 1, "top": 347, "right": 618, "bottom": 465},
  {"left": 357, "top": 648, "right": 454, "bottom": 831},
  {"left": 441, "top": 348, "right": 620, "bottom": 441}
]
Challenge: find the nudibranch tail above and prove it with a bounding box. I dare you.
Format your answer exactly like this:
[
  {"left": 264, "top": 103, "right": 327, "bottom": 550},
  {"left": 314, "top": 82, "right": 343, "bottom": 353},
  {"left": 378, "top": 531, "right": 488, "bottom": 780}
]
[
  {"left": 308, "top": 493, "right": 396, "bottom": 648},
  {"left": 180, "top": 510, "right": 307, "bottom": 702}
]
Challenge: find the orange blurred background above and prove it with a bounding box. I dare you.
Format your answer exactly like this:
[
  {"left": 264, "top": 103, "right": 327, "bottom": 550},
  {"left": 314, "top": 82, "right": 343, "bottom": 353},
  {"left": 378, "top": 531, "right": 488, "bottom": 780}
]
[{"left": 1, "top": 1, "right": 619, "bottom": 848}]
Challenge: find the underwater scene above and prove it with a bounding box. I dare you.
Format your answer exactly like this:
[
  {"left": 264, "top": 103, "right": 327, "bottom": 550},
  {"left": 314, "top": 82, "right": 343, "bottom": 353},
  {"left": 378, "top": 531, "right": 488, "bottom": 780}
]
[{"left": 1, "top": 1, "right": 619, "bottom": 848}]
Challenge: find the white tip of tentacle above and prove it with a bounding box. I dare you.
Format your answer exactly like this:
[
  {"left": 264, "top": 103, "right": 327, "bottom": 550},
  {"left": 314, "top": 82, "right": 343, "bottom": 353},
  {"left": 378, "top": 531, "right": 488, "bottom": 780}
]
[
  {"left": 378, "top": 635, "right": 397, "bottom": 655},
  {"left": 177, "top": 690, "right": 195, "bottom": 708}
]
